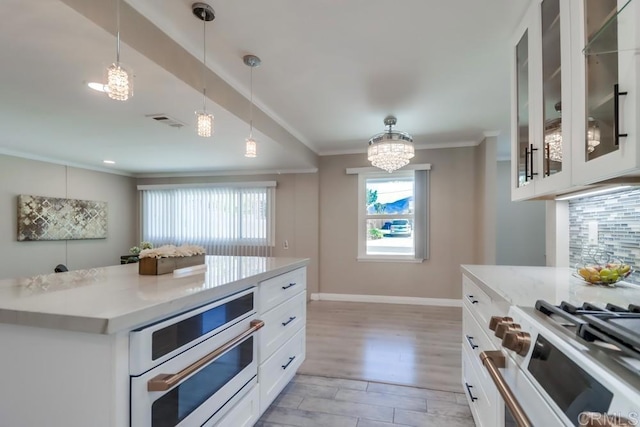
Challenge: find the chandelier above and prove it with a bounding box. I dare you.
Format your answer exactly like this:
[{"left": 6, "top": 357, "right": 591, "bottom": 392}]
[
  {"left": 367, "top": 116, "right": 415, "bottom": 173},
  {"left": 544, "top": 103, "right": 600, "bottom": 162},
  {"left": 243, "top": 54, "right": 261, "bottom": 158},
  {"left": 106, "top": 0, "right": 133, "bottom": 101},
  {"left": 193, "top": 3, "right": 215, "bottom": 137}
]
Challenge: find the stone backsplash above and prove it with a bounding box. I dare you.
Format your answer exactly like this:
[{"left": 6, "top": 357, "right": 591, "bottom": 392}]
[{"left": 569, "top": 187, "right": 640, "bottom": 285}]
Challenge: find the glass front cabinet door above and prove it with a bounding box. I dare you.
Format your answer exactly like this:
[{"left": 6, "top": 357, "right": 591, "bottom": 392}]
[
  {"left": 571, "top": 0, "right": 639, "bottom": 185},
  {"left": 511, "top": 0, "right": 572, "bottom": 201}
]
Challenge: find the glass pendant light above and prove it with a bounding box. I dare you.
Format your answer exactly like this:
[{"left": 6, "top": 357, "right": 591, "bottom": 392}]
[
  {"left": 193, "top": 3, "right": 215, "bottom": 137},
  {"left": 106, "top": 0, "right": 133, "bottom": 101},
  {"left": 243, "top": 55, "right": 261, "bottom": 157}
]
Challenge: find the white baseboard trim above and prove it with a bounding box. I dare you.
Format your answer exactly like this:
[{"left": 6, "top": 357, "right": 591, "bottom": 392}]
[{"left": 309, "top": 293, "right": 462, "bottom": 307}]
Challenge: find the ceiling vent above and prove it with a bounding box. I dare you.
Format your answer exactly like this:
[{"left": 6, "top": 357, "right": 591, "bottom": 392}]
[{"left": 145, "top": 114, "right": 186, "bottom": 129}]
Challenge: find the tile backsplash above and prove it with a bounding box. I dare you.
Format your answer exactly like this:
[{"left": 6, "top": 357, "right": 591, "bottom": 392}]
[{"left": 569, "top": 187, "right": 640, "bottom": 285}]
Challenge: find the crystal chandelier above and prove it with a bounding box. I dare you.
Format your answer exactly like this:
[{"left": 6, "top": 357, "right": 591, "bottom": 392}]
[
  {"left": 587, "top": 118, "right": 600, "bottom": 153},
  {"left": 193, "top": 3, "right": 215, "bottom": 137},
  {"left": 367, "top": 116, "right": 415, "bottom": 173},
  {"left": 106, "top": 0, "right": 133, "bottom": 101},
  {"left": 243, "top": 55, "right": 261, "bottom": 157},
  {"left": 544, "top": 102, "right": 600, "bottom": 161}
]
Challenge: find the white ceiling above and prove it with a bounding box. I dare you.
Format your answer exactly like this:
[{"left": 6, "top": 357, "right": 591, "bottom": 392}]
[{"left": 0, "top": 0, "right": 528, "bottom": 176}]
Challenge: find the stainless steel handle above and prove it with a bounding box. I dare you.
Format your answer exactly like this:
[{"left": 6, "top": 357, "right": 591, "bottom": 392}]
[
  {"left": 466, "top": 295, "right": 479, "bottom": 304},
  {"left": 147, "top": 319, "right": 264, "bottom": 392},
  {"left": 579, "top": 412, "right": 634, "bottom": 427},
  {"left": 282, "top": 316, "right": 297, "bottom": 326},
  {"left": 480, "top": 351, "right": 532, "bottom": 427},
  {"left": 282, "top": 282, "right": 297, "bottom": 290},
  {"left": 464, "top": 382, "right": 478, "bottom": 402},
  {"left": 465, "top": 335, "right": 479, "bottom": 349},
  {"left": 281, "top": 356, "right": 296, "bottom": 370}
]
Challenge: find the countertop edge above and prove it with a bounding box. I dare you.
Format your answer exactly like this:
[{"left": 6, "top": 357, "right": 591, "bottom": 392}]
[{"left": 460, "top": 264, "right": 510, "bottom": 304}]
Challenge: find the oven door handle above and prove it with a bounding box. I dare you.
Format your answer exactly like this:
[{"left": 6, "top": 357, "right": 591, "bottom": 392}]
[
  {"left": 148, "top": 319, "right": 264, "bottom": 392},
  {"left": 479, "top": 351, "right": 532, "bottom": 427}
]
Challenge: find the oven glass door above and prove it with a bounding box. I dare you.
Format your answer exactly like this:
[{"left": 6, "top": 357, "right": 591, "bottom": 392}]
[{"left": 151, "top": 337, "right": 254, "bottom": 427}]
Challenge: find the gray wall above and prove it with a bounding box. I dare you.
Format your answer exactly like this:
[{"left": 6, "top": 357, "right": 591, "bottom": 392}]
[
  {"left": 0, "top": 155, "right": 138, "bottom": 279},
  {"left": 496, "top": 161, "right": 546, "bottom": 266},
  {"left": 318, "top": 147, "right": 479, "bottom": 300}
]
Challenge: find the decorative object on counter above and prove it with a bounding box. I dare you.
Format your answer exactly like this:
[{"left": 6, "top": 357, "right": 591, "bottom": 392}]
[
  {"left": 138, "top": 244, "right": 206, "bottom": 275},
  {"left": 193, "top": 2, "right": 215, "bottom": 137},
  {"left": 17, "top": 195, "right": 107, "bottom": 241},
  {"left": 574, "top": 246, "right": 632, "bottom": 286},
  {"left": 367, "top": 115, "right": 415, "bottom": 173}
]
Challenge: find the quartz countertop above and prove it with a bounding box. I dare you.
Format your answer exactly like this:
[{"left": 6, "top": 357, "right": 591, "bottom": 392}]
[
  {"left": 461, "top": 264, "right": 640, "bottom": 308},
  {"left": 0, "top": 256, "right": 309, "bottom": 335}
]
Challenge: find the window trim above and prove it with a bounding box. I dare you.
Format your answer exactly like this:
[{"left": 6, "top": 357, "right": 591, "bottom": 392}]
[{"left": 355, "top": 169, "right": 429, "bottom": 263}]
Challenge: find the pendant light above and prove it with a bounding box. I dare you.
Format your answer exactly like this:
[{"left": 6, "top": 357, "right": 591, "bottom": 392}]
[
  {"left": 367, "top": 116, "right": 415, "bottom": 173},
  {"left": 192, "top": 3, "right": 215, "bottom": 137},
  {"left": 106, "top": 0, "right": 133, "bottom": 101},
  {"left": 243, "top": 54, "right": 261, "bottom": 157}
]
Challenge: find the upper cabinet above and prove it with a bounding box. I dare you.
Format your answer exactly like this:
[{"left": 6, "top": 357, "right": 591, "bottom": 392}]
[
  {"left": 571, "top": 0, "right": 639, "bottom": 184},
  {"left": 511, "top": 0, "right": 573, "bottom": 201}
]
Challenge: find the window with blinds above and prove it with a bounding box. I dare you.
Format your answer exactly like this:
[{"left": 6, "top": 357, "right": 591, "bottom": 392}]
[{"left": 140, "top": 183, "right": 275, "bottom": 257}]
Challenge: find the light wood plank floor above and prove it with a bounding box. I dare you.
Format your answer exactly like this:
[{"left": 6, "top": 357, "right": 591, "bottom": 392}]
[
  {"left": 256, "top": 374, "right": 474, "bottom": 427},
  {"left": 297, "top": 301, "right": 463, "bottom": 393}
]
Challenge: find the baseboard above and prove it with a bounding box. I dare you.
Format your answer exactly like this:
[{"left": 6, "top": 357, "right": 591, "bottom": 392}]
[{"left": 309, "top": 293, "right": 462, "bottom": 307}]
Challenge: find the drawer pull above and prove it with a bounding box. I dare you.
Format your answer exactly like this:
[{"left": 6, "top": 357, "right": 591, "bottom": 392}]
[
  {"left": 466, "top": 335, "right": 479, "bottom": 350},
  {"left": 147, "top": 319, "right": 264, "bottom": 392},
  {"left": 282, "top": 282, "right": 297, "bottom": 290},
  {"left": 467, "top": 295, "right": 479, "bottom": 304},
  {"left": 282, "top": 316, "right": 297, "bottom": 326},
  {"left": 464, "top": 382, "right": 478, "bottom": 402},
  {"left": 281, "top": 356, "right": 296, "bottom": 370}
]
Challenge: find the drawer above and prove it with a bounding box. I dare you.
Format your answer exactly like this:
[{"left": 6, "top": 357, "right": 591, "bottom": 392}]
[
  {"left": 214, "top": 384, "right": 259, "bottom": 427},
  {"left": 259, "top": 327, "right": 305, "bottom": 414},
  {"left": 259, "top": 268, "right": 306, "bottom": 313},
  {"left": 463, "top": 307, "right": 505, "bottom": 386},
  {"left": 462, "top": 275, "right": 500, "bottom": 328},
  {"left": 462, "top": 343, "right": 499, "bottom": 427},
  {"left": 259, "top": 291, "right": 307, "bottom": 363}
]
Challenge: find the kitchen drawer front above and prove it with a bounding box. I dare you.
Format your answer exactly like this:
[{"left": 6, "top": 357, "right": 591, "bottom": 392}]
[
  {"left": 462, "top": 343, "right": 498, "bottom": 427},
  {"left": 259, "top": 326, "right": 305, "bottom": 414},
  {"left": 213, "top": 384, "right": 259, "bottom": 427},
  {"left": 462, "top": 307, "right": 502, "bottom": 383},
  {"left": 462, "top": 276, "right": 496, "bottom": 328},
  {"left": 259, "top": 290, "right": 307, "bottom": 363},
  {"left": 259, "top": 268, "right": 306, "bottom": 313}
]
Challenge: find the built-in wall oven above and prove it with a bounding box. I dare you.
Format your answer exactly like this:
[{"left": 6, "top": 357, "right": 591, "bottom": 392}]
[{"left": 130, "top": 288, "right": 262, "bottom": 427}]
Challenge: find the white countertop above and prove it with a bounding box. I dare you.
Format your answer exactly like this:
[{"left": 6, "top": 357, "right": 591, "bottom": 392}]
[
  {"left": 0, "top": 256, "right": 309, "bottom": 334},
  {"left": 461, "top": 264, "right": 640, "bottom": 308}
]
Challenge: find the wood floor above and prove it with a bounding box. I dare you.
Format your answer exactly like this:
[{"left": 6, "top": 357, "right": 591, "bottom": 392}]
[{"left": 297, "top": 301, "right": 463, "bottom": 393}]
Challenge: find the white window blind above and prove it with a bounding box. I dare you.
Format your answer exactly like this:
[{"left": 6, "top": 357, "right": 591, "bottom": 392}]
[{"left": 141, "top": 184, "right": 275, "bottom": 257}]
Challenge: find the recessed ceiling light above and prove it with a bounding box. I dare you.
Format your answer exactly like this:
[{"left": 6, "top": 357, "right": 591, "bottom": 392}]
[
  {"left": 88, "top": 82, "right": 109, "bottom": 93},
  {"left": 103, "top": 160, "right": 116, "bottom": 164}
]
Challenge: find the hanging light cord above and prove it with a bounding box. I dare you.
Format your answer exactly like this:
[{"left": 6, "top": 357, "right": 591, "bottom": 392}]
[
  {"left": 201, "top": 10, "right": 207, "bottom": 111},
  {"left": 115, "top": 0, "right": 121, "bottom": 64},
  {"left": 249, "top": 65, "right": 254, "bottom": 137}
]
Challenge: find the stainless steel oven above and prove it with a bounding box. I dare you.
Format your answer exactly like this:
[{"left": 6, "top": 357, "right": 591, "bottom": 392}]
[{"left": 129, "top": 288, "right": 262, "bottom": 427}]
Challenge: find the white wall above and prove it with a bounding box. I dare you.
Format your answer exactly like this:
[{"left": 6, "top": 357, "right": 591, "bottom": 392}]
[
  {"left": 0, "top": 155, "right": 138, "bottom": 279},
  {"left": 496, "top": 160, "right": 546, "bottom": 266}
]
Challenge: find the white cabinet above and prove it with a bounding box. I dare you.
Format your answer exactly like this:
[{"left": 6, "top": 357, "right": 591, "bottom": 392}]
[
  {"left": 257, "top": 267, "right": 307, "bottom": 415},
  {"left": 511, "top": 0, "right": 573, "bottom": 201},
  {"left": 461, "top": 276, "right": 508, "bottom": 427},
  {"left": 570, "top": 0, "right": 640, "bottom": 185}
]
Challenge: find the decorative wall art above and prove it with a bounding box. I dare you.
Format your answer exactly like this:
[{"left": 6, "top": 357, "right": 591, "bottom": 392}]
[{"left": 17, "top": 195, "right": 107, "bottom": 241}]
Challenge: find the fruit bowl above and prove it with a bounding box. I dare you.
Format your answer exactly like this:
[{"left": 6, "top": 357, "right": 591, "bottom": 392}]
[{"left": 575, "top": 263, "right": 632, "bottom": 286}]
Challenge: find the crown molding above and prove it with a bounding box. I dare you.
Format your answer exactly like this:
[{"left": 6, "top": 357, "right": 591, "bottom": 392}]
[{"left": 134, "top": 168, "right": 318, "bottom": 179}]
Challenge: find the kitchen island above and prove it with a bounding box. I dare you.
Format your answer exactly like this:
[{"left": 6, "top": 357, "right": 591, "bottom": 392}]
[{"left": 0, "top": 256, "right": 309, "bottom": 427}]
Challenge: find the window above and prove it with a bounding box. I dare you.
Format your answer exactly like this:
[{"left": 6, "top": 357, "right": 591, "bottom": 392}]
[
  {"left": 349, "top": 166, "right": 430, "bottom": 262},
  {"left": 139, "top": 182, "right": 275, "bottom": 256}
]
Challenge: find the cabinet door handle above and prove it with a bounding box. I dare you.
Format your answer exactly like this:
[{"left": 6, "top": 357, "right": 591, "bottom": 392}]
[
  {"left": 282, "top": 316, "right": 297, "bottom": 326},
  {"left": 465, "top": 382, "right": 478, "bottom": 402},
  {"left": 281, "top": 356, "right": 296, "bottom": 370},
  {"left": 528, "top": 144, "right": 538, "bottom": 180},
  {"left": 282, "top": 282, "right": 297, "bottom": 290},
  {"left": 466, "top": 335, "right": 479, "bottom": 349},
  {"left": 467, "top": 295, "right": 479, "bottom": 304},
  {"left": 524, "top": 145, "right": 529, "bottom": 182},
  {"left": 614, "top": 84, "right": 628, "bottom": 146}
]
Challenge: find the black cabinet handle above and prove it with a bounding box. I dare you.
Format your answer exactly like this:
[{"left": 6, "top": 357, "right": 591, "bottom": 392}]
[
  {"left": 465, "top": 382, "right": 478, "bottom": 402},
  {"left": 467, "top": 295, "right": 479, "bottom": 304},
  {"left": 528, "top": 144, "right": 538, "bottom": 180},
  {"left": 282, "top": 316, "right": 296, "bottom": 327},
  {"left": 281, "top": 356, "right": 296, "bottom": 370},
  {"left": 524, "top": 145, "right": 529, "bottom": 182},
  {"left": 282, "top": 282, "right": 297, "bottom": 290},
  {"left": 466, "top": 335, "right": 479, "bottom": 350},
  {"left": 614, "top": 83, "right": 628, "bottom": 146}
]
